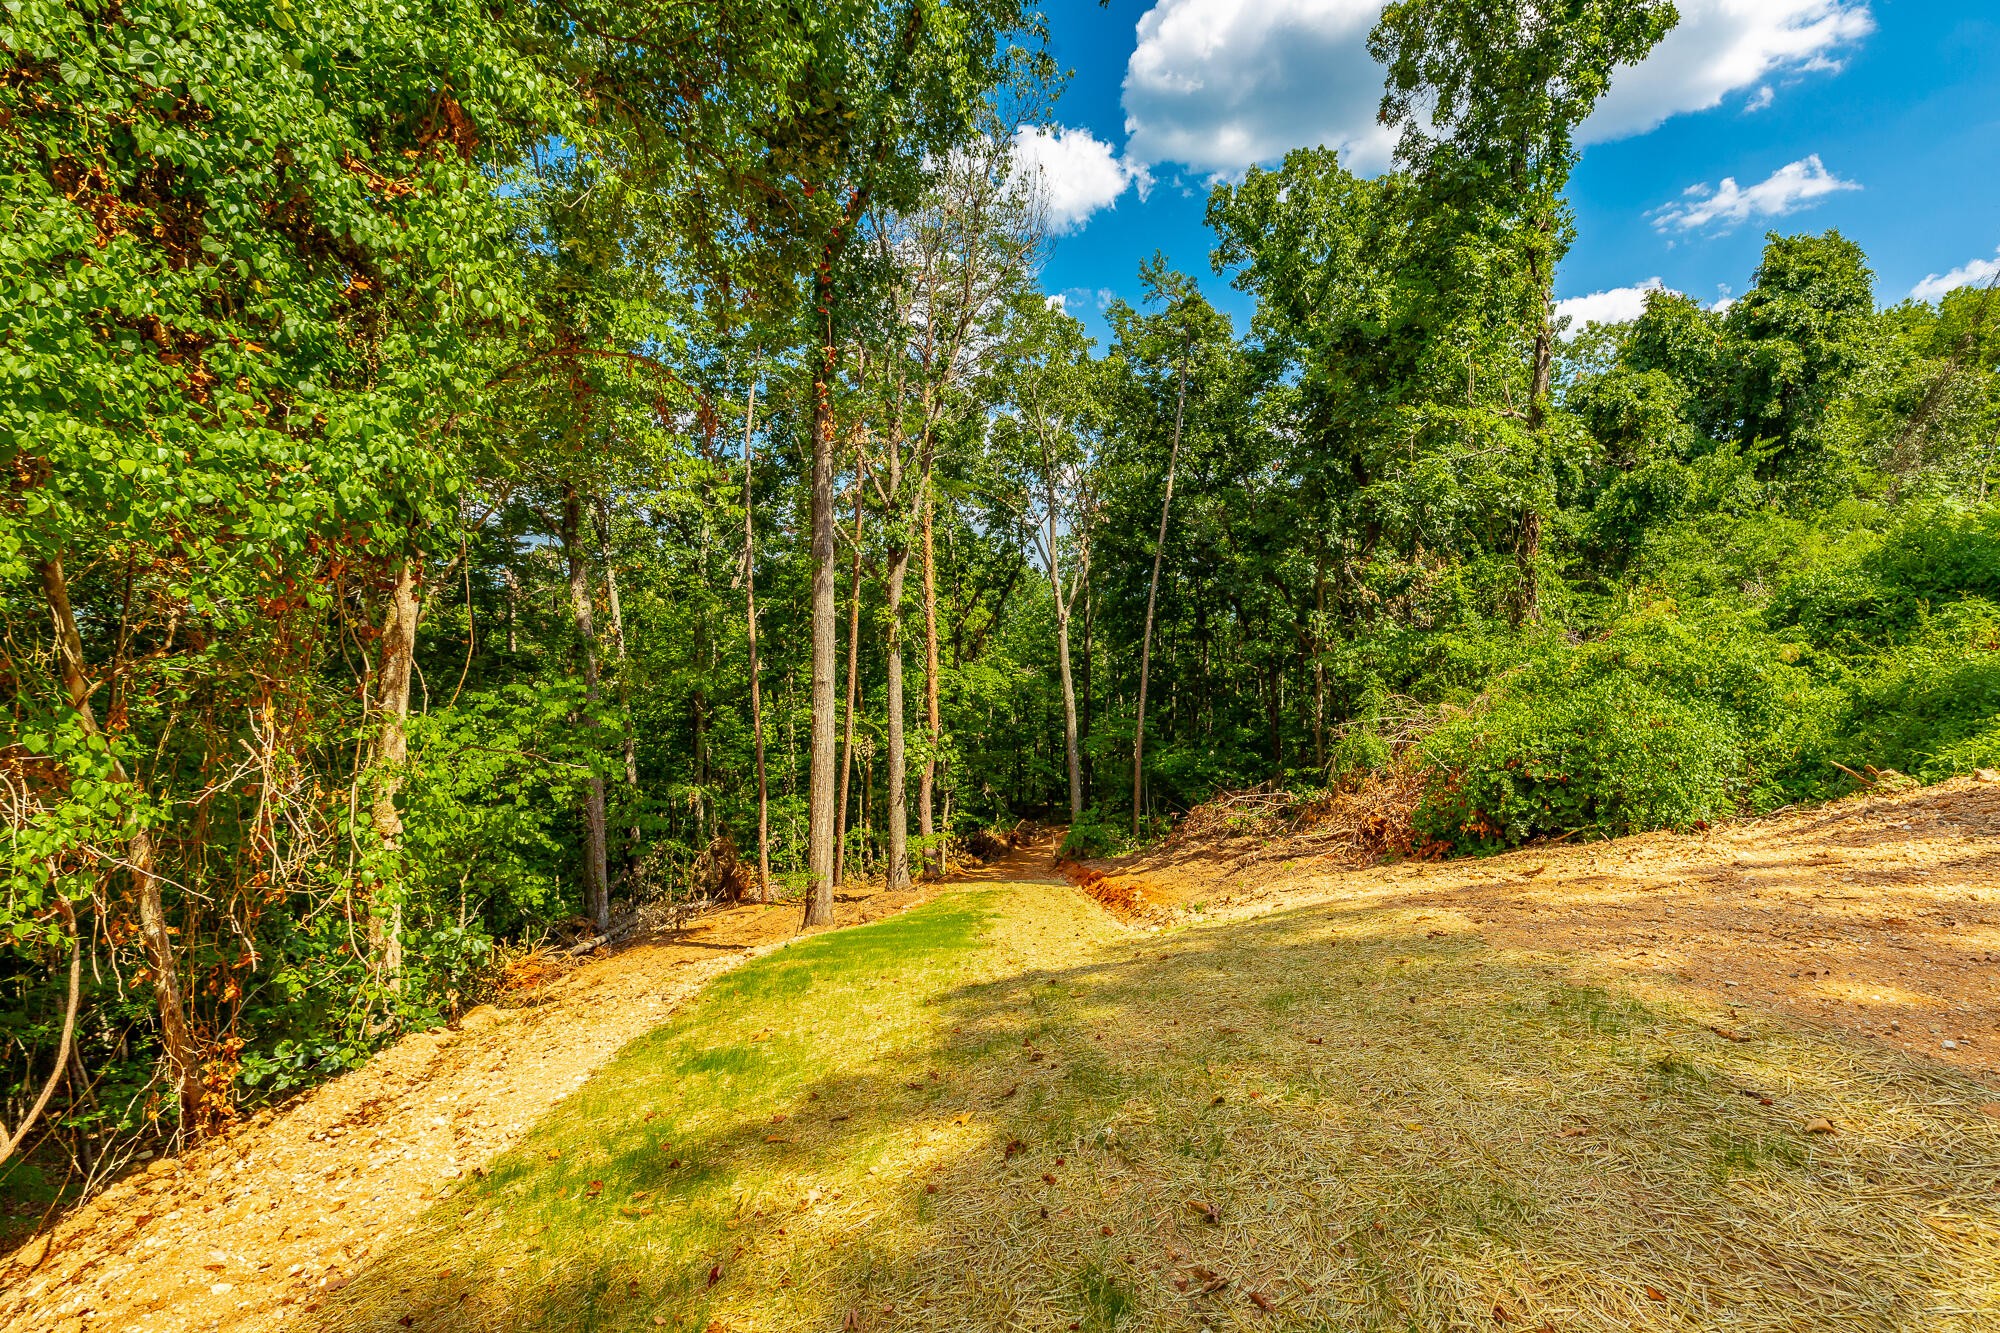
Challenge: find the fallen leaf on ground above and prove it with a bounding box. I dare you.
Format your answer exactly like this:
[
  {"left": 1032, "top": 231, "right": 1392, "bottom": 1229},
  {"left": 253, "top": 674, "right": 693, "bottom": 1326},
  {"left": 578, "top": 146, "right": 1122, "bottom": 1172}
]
[
  {"left": 1185, "top": 1199, "right": 1221, "bottom": 1224},
  {"left": 1706, "top": 1025, "right": 1751, "bottom": 1043},
  {"left": 951, "top": 1111, "right": 973, "bottom": 1126},
  {"left": 1248, "top": 1289, "right": 1275, "bottom": 1311},
  {"left": 1804, "top": 1117, "right": 1836, "bottom": 1134}
]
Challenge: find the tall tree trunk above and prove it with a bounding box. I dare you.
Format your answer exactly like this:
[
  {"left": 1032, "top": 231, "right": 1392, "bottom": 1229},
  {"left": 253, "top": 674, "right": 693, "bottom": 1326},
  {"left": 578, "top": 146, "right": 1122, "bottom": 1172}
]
[
  {"left": 1047, "top": 503, "right": 1084, "bottom": 825},
  {"left": 599, "top": 511, "right": 641, "bottom": 879},
  {"left": 562, "top": 483, "right": 610, "bottom": 933},
  {"left": 1514, "top": 507, "right": 1544, "bottom": 627},
  {"left": 1519, "top": 215, "right": 1553, "bottom": 625},
  {"left": 1312, "top": 551, "right": 1328, "bottom": 773},
  {"left": 835, "top": 487, "right": 864, "bottom": 889},
  {"left": 804, "top": 341, "right": 838, "bottom": 926},
  {"left": 1081, "top": 572, "right": 1095, "bottom": 806},
  {"left": 39, "top": 556, "right": 203, "bottom": 1127},
  {"left": 1132, "top": 358, "right": 1189, "bottom": 836},
  {"left": 368, "top": 556, "right": 420, "bottom": 983},
  {"left": 503, "top": 567, "right": 519, "bottom": 653},
  {"left": 884, "top": 541, "right": 910, "bottom": 889},
  {"left": 1266, "top": 660, "right": 1283, "bottom": 780},
  {"left": 741, "top": 378, "right": 772, "bottom": 901},
  {"left": 919, "top": 472, "right": 942, "bottom": 878}
]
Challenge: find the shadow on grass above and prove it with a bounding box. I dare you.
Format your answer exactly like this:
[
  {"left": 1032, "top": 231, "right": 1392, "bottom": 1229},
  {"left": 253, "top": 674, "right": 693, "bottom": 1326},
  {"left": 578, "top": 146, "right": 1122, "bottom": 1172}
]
[{"left": 310, "top": 886, "right": 2000, "bottom": 1333}]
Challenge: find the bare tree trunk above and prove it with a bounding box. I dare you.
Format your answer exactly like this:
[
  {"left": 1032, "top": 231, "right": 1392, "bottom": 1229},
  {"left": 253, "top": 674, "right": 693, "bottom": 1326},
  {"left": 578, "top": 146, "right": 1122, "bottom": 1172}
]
[
  {"left": 804, "top": 344, "right": 839, "bottom": 926},
  {"left": 0, "top": 897, "right": 80, "bottom": 1169},
  {"left": 835, "top": 487, "right": 864, "bottom": 889},
  {"left": 1047, "top": 501, "right": 1084, "bottom": 825},
  {"left": 1312, "top": 552, "right": 1328, "bottom": 773},
  {"left": 39, "top": 556, "right": 203, "bottom": 1128},
  {"left": 1081, "top": 571, "right": 1095, "bottom": 805},
  {"left": 368, "top": 556, "right": 420, "bottom": 983},
  {"left": 503, "top": 567, "right": 519, "bottom": 653},
  {"left": 884, "top": 541, "right": 910, "bottom": 890},
  {"left": 741, "top": 379, "right": 772, "bottom": 901},
  {"left": 918, "top": 475, "right": 942, "bottom": 877},
  {"left": 1133, "top": 359, "right": 1188, "bottom": 837},
  {"left": 598, "top": 507, "right": 641, "bottom": 878},
  {"left": 562, "top": 483, "right": 611, "bottom": 933},
  {"left": 1520, "top": 218, "right": 1553, "bottom": 626}
]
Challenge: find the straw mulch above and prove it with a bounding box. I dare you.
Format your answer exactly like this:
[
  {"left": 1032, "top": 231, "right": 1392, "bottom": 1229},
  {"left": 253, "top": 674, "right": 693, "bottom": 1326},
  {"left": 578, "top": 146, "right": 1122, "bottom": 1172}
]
[{"left": 308, "top": 879, "right": 2000, "bottom": 1333}]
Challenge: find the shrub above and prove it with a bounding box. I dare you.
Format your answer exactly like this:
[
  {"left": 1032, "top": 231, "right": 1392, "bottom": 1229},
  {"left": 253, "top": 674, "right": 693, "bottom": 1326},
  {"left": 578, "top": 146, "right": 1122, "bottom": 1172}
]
[
  {"left": 1837, "top": 600, "right": 2000, "bottom": 780},
  {"left": 1414, "top": 677, "right": 1742, "bottom": 854},
  {"left": 1060, "top": 815, "right": 1128, "bottom": 861}
]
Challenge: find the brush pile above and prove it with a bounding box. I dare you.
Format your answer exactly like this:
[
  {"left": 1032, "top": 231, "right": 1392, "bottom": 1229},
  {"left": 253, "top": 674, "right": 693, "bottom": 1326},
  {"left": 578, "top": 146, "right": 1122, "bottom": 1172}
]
[
  {"left": 1166, "top": 783, "right": 1297, "bottom": 845},
  {"left": 1165, "top": 764, "right": 1435, "bottom": 868},
  {"left": 1286, "top": 763, "right": 1435, "bottom": 863}
]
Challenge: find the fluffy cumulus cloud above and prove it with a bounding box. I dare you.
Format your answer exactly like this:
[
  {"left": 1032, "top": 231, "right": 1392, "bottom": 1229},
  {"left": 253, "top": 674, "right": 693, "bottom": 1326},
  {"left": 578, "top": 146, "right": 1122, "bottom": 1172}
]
[
  {"left": 1122, "top": 0, "right": 1396, "bottom": 177},
  {"left": 1118, "top": 0, "right": 1873, "bottom": 176},
  {"left": 1911, "top": 248, "right": 2000, "bottom": 304},
  {"left": 1555, "top": 278, "right": 1671, "bottom": 329},
  {"left": 1010, "top": 125, "right": 1150, "bottom": 234},
  {"left": 1582, "top": 0, "right": 1875, "bottom": 143},
  {"left": 1651, "top": 155, "right": 1859, "bottom": 233}
]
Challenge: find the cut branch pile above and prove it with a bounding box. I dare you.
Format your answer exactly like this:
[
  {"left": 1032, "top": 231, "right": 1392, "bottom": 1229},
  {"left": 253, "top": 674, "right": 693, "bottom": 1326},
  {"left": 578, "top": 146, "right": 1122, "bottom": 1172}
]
[
  {"left": 1160, "top": 763, "right": 1437, "bottom": 870},
  {"left": 1165, "top": 782, "right": 1297, "bottom": 846}
]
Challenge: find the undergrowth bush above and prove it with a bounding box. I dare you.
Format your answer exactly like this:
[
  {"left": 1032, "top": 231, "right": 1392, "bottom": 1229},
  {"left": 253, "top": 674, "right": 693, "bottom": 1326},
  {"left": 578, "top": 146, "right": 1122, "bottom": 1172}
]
[{"left": 1414, "top": 677, "right": 1742, "bottom": 854}]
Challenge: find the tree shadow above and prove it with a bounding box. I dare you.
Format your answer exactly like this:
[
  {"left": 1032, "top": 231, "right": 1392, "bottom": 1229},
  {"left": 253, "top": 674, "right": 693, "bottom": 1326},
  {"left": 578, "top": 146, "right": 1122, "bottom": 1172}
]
[{"left": 308, "top": 888, "right": 2000, "bottom": 1332}]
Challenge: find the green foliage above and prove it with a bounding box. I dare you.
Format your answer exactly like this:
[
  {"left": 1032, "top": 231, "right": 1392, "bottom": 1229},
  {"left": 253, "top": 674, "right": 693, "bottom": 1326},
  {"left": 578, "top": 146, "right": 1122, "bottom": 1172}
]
[
  {"left": 1059, "top": 814, "right": 1129, "bottom": 861},
  {"left": 1415, "top": 675, "right": 1742, "bottom": 853}
]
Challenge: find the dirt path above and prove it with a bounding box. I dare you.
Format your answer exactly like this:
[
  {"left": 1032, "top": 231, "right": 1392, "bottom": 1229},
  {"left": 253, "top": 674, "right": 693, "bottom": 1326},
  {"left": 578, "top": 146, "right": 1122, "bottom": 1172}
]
[
  {"left": 1079, "top": 777, "right": 2000, "bottom": 1087},
  {"left": 0, "top": 876, "right": 951, "bottom": 1333}
]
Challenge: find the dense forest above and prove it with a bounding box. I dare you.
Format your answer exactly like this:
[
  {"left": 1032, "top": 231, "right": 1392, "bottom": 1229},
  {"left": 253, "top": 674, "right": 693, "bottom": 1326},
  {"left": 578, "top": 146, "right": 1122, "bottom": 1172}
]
[{"left": 4, "top": 0, "right": 1997, "bottom": 1225}]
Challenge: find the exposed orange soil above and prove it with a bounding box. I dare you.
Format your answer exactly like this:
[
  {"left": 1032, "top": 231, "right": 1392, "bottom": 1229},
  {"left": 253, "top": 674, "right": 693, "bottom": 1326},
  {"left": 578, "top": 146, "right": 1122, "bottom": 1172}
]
[
  {"left": 0, "top": 879, "right": 941, "bottom": 1333},
  {"left": 1085, "top": 776, "right": 2000, "bottom": 1087}
]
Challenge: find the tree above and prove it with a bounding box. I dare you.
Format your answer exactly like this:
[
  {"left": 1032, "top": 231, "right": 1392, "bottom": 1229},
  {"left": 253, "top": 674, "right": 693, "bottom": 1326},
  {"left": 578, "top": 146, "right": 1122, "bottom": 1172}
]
[
  {"left": 1104, "top": 259, "right": 1235, "bottom": 832},
  {"left": 1372, "top": 0, "right": 1678, "bottom": 618},
  {"left": 990, "top": 297, "right": 1100, "bottom": 823}
]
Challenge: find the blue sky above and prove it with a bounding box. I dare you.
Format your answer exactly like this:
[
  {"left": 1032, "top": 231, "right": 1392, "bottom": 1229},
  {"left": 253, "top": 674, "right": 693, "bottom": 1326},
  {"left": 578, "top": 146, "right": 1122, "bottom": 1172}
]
[{"left": 1026, "top": 0, "right": 2000, "bottom": 346}]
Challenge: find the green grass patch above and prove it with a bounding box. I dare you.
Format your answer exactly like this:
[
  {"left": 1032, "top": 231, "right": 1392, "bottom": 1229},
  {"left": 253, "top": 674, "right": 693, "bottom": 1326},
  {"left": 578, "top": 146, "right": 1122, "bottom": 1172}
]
[{"left": 315, "top": 885, "right": 2000, "bottom": 1333}]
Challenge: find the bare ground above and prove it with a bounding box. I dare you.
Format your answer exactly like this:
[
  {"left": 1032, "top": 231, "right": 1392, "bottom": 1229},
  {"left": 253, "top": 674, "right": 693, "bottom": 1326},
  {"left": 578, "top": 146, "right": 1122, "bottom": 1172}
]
[
  {"left": 0, "top": 881, "right": 938, "bottom": 1333},
  {"left": 1079, "top": 776, "right": 2000, "bottom": 1089}
]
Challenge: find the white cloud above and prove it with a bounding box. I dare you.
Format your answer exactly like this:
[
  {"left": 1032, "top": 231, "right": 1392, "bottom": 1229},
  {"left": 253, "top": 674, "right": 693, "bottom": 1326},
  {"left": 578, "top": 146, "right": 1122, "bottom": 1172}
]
[
  {"left": 1118, "top": 0, "right": 1872, "bottom": 176},
  {"left": 1010, "top": 125, "right": 1149, "bottom": 234},
  {"left": 1122, "top": 0, "right": 1397, "bottom": 177},
  {"left": 1556, "top": 278, "right": 1671, "bottom": 329},
  {"left": 1911, "top": 248, "right": 2000, "bottom": 304},
  {"left": 1582, "top": 1, "right": 1874, "bottom": 143},
  {"left": 1651, "top": 155, "right": 1859, "bottom": 233}
]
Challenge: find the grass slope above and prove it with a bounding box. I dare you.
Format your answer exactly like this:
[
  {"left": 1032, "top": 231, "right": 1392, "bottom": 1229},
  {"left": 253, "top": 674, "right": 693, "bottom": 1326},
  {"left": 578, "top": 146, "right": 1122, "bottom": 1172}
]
[{"left": 316, "top": 881, "right": 2000, "bottom": 1332}]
